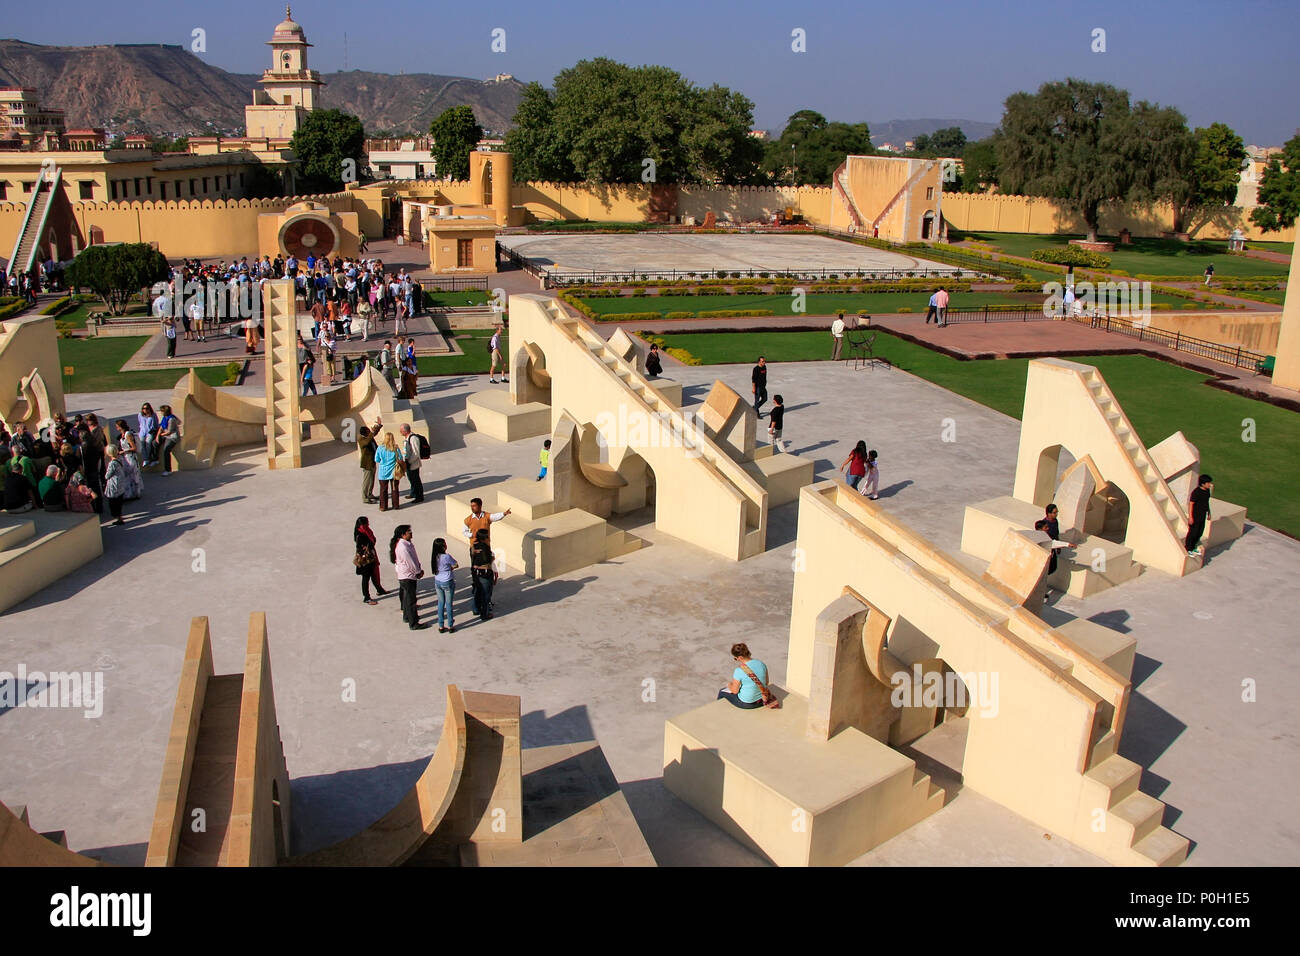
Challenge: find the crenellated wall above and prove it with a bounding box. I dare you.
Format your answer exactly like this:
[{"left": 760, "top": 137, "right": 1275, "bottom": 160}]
[{"left": 941, "top": 192, "right": 1296, "bottom": 243}]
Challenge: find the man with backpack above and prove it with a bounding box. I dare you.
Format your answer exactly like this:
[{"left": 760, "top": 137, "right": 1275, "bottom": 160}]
[
  {"left": 378, "top": 340, "right": 396, "bottom": 391},
  {"left": 400, "top": 423, "right": 426, "bottom": 503}
]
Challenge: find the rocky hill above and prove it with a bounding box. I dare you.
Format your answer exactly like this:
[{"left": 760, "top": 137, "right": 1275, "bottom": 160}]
[{"left": 0, "top": 40, "right": 526, "bottom": 137}]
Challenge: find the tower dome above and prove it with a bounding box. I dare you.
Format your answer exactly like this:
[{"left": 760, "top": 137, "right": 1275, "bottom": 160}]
[{"left": 272, "top": 6, "right": 306, "bottom": 40}]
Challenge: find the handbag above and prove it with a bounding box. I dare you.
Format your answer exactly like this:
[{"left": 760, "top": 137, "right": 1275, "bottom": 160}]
[
  {"left": 737, "top": 661, "right": 781, "bottom": 709},
  {"left": 393, "top": 458, "right": 407, "bottom": 481},
  {"left": 353, "top": 546, "right": 372, "bottom": 568}
]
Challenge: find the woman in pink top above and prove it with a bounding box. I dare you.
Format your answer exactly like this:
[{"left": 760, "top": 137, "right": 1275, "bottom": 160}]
[{"left": 390, "top": 524, "right": 428, "bottom": 630}]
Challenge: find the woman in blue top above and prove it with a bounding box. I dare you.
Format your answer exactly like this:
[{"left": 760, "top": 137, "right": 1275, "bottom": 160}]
[
  {"left": 373, "top": 431, "right": 402, "bottom": 512},
  {"left": 430, "top": 537, "right": 459, "bottom": 633},
  {"left": 718, "top": 642, "right": 770, "bottom": 709}
]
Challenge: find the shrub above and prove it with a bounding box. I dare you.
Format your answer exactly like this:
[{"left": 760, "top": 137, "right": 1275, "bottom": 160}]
[
  {"left": 39, "top": 295, "right": 73, "bottom": 316},
  {"left": 599, "top": 312, "right": 668, "bottom": 322},
  {"left": 897, "top": 307, "right": 913, "bottom": 313},
  {"left": 0, "top": 298, "right": 27, "bottom": 320},
  {"left": 1030, "top": 247, "right": 1112, "bottom": 269},
  {"left": 664, "top": 311, "right": 696, "bottom": 319},
  {"left": 221, "top": 361, "right": 242, "bottom": 386},
  {"left": 667, "top": 347, "right": 702, "bottom": 366},
  {"left": 695, "top": 309, "right": 775, "bottom": 318}
]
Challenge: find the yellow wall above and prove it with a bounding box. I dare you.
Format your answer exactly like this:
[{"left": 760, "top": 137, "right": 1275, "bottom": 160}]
[
  {"left": 1154, "top": 311, "right": 1281, "bottom": 353},
  {"left": 677, "top": 185, "right": 831, "bottom": 224},
  {"left": 428, "top": 225, "right": 497, "bottom": 273},
  {"left": 942, "top": 192, "right": 1297, "bottom": 243},
  {"left": 1271, "top": 251, "right": 1300, "bottom": 391}
]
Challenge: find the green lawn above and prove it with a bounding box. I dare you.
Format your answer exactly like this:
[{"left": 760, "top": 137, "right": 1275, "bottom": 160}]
[
  {"left": 580, "top": 289, "right": 1204, "bottom": 318},
  {"left": 961, "top": 232, "right": 1291, "bottom": 279},
  {"left": 1219, "top": 288, "right": 1287, "bottom": 305},
  {"left": 654, "top": 329, "right": 1300, "bottom": 537},
  {"left": 57, "top": 337, "right": 228, "bottom": 392},
  {"left": 424, "top": 289, "right": 491, "bottom": 309},
  {"left": 416, "top": 329, "right": 493, "bottom": 375}
]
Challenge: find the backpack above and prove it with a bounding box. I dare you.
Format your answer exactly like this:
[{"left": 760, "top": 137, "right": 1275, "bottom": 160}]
[{"left": 416, "top": 433, "right": 431, "bottom": 459}]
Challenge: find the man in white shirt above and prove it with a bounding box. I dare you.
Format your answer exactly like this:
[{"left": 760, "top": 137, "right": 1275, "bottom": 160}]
[
  {"left": 488, "top": 325, "right": 508, "bottom": 383},
  {"left": 831, "top": 312, "right": 846, "bottom": 360},
  {"left": 400, "top": 423, "right": 424, "bottom": 503}
]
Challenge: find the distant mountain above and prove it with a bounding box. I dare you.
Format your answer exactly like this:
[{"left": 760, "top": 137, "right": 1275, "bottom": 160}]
[
  {"left": 868, "top": 118, "right": 998, "bottom": 148},
  {"left": 0, "top": 40, "right": 526, "bottom": 137}
]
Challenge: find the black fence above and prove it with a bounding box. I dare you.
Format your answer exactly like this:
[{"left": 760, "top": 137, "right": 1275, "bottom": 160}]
[
  {"left": 1063, "top": 311, "right": 1269, "bottom": 371},
  {"left": 536, "top": 266, "right": 975, "bottom": 288},
  {"left": 940, "top": 307, "right": 1047, "bottom": 324},
  {"left": 423, "top": 275, "right": 489, "bottom": 292}
]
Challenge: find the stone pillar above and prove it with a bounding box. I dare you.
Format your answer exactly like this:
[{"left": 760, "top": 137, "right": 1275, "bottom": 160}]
[{"left": 1272, "top": 249, "right": 1300, "bottom": 392}]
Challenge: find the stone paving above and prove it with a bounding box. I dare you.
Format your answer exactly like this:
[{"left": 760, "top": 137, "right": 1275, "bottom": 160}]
[
  {"left": 498, "top": 232, "right": 965, "bottom": 277},
  {"left": 2, "top": 358, "right": 1298, "bottom": 867}
]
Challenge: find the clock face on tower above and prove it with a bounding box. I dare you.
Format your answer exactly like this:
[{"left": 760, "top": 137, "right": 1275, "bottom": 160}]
[{"left": 281, "top": 216, "right": 337, "bottom": 258}]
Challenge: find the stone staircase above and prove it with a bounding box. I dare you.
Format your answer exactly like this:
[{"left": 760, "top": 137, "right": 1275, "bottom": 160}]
[
  {"left": 551, "top": 305, "right": 766, "bottom": 554},
  {"left": 869, "top": 161, "right": 934, "bottom": 235},
  {"left": 833, "top": 163, "right": 866, "bottom": 232},
  {"left": 1081, "top": 366, "right": 1193, "bottom": 573},
  {"left": 7, "top": 168, "right": 60, "bottom": 275}
]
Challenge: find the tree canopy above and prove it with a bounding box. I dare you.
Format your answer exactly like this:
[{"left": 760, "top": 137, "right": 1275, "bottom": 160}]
[
  {"left": 504, "top": 59, "right": 763, "bottom": 185},
  {"left": 429, "top": 106, "right": 483, "bottom": 182},
  {"left": 65, "top": 243, "right": 170, "bottom": 316},
  {"left": 912, "top": 127, "right": 967, "bottom": 157},
  {"left": 761, "top": 110, "right": 872, "bottom": 185},
  {"left": 290, "top": 108, "right": 366, "bottom": 193},
  {"left": 1250, "top": 133, "right": 1300, "bottom": 232},
  {"left": 952, "top": 135, "right": 1000, "bottom": 193},
  {"left": 996, "top": 78, "right": 1139, "bottom": 242}
]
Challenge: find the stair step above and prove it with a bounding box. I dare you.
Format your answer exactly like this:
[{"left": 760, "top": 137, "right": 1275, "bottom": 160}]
[
  {"left": 1132, "top": 826, "right": 1190, "bottom": 867},
  {"left": 1109, "top": 791, "right": 1165, "bottom": 843},
  {"left": 1084, "top": 754, "right": 1142, "bottom": 807},
  {"left": 1090, "top": 729, "right": 1117, "bottom": 764}
]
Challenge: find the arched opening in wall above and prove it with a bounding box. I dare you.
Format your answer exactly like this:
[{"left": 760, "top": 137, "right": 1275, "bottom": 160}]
[
  {"left": 920, "top": 211, "right": 935, "bottom": 240},
  {"left": 512, "top": 341, "right": 551, "bottom": 406},
  {"left": 480, "top": 157, "right": 493, "bottom": 207},
  {"left": 1095, "top": 480, "right": 1131, "bottom": 545}
]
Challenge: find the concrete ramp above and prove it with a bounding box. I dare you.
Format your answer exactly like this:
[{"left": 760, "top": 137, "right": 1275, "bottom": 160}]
[{"left": 145, "top": 614, "right": 291, "bottom": 867}]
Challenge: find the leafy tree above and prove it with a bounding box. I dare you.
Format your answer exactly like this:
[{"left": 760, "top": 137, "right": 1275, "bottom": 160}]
[
  {"left": 1250, "top": 133, "right": 1300, "bottom": 233},
  {"left": 955, "top": 135, "right": 1000, "bottom": 192},
  {"left": 996, "top": 78, "right": 1138, "bottom": 242},
  {"left": 65, "top": 243, "right": 169, "bottom": 316},
  {"left": 507, "top": 59, "right": 761, "bottom": 185},
  {"left": 149, "top": 135, "right": 189, "bottom": 153},
  {"left": 762, "top": 110, "right": 872, "bottom": 185},
  {"left": 290, "top": 108, "right": 366, "bottom": 193},
  {"left": 429, "top": 106, "right": 483, "bottom": 182},
  {"left": 913, "top": 126, "right": 967, "bottom": 157},
  {"left": 504, "top": 82, "right": 574, "bottom": 181},
  {"left": 1128, "top": 102, "right": 1196, "bottom": 230},
  {"left": 1173, "top": 122, "right": 1247, "bottom": 233}
]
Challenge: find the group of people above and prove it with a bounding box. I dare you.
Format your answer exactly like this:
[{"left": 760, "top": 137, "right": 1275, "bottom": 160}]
[
  {"left": 352, "top": 498, "right": 511, "bottom": 632},
  {"left": 1, "top": 403, "right": 180, "bottom": 524},
  {"left": 298, "top": 333, "right": 419, "bottom": 398},
  {"left": 150, "top": 253, "right": 424, "bottom": 358},
  {"left": 355, "top": 417, "right": 432, "bottom": 509}
]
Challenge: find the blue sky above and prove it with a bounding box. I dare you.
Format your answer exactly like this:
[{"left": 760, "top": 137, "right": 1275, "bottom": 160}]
[{"left": 10, "top": 0, "right": 1298, "bottom": 143}]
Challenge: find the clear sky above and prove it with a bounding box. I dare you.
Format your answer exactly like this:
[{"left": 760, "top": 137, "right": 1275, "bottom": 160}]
[{"left": 9, "top": 0, "right": 1298, "bottom": 144}]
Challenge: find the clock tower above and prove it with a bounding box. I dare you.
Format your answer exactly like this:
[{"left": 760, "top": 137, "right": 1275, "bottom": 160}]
[{"left": 244, "top": 6, "right": 324, "bottom": 141}]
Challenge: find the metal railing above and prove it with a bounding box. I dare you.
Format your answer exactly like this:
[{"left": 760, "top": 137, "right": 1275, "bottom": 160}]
[
  {"left": 534, "top": 266, "right": 974, "bottom": 288},
  {"left": 939, "top": 306, "right": 1047, "bottom": 324},
  {"left": 423, "top": 275, "right": 488, "bottom": 292},
  {"left": 1062, "top": 310, "right": 1269, "bottom": 371}
]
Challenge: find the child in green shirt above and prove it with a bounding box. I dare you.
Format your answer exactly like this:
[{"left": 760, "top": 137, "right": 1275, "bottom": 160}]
[{"left": 536, "top": 439, "right": 551, "bottom": 481}]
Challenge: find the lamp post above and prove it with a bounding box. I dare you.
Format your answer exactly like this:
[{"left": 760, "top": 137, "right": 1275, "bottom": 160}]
[{"left": 791, "top": 144, "right": 797, "bottom": 186}]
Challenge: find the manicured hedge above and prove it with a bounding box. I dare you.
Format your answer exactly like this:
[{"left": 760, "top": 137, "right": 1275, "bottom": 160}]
[{"left": 1030, "top": 247, "right": 1113, "bottom": 269}]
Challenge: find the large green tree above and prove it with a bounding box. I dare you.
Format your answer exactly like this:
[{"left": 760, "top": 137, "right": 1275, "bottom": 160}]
[
  {"left": 913, "top": 126, "right": 967, "bottom": 157},
  {"left": 762, "top": 110, "right": 872, "bottom": 185},
  {"left": 65, "top": 243, "right": 169, "bottom": 316},
  {"left": 954, "top": 135, "right": 1000, "bottom": 192},
  {"left": 1250, "top": 133, "right": 1300, "bottom": 233},
  {"left": 429, "top": 105, "right": 483, "bottom": 182},
  {"left": 506, "top": 59, "right": 761, "bottom": 185},
  {"left": 996, "top": 78, "right": 1139, "bottom": 242},
  {"left": 1128, "top": 102, "right": 1197, "bottom": 230},
  {"left": 290, "top": 108, "right": 366, "bottom": 193},
  {"left": 504, "top": 82, "right": 574, "bottom": 181}
]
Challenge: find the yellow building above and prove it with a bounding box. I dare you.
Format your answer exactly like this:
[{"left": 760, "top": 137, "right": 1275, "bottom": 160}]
[{"left": 244, "top": 6, "right": 324, "bottom": 142}]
